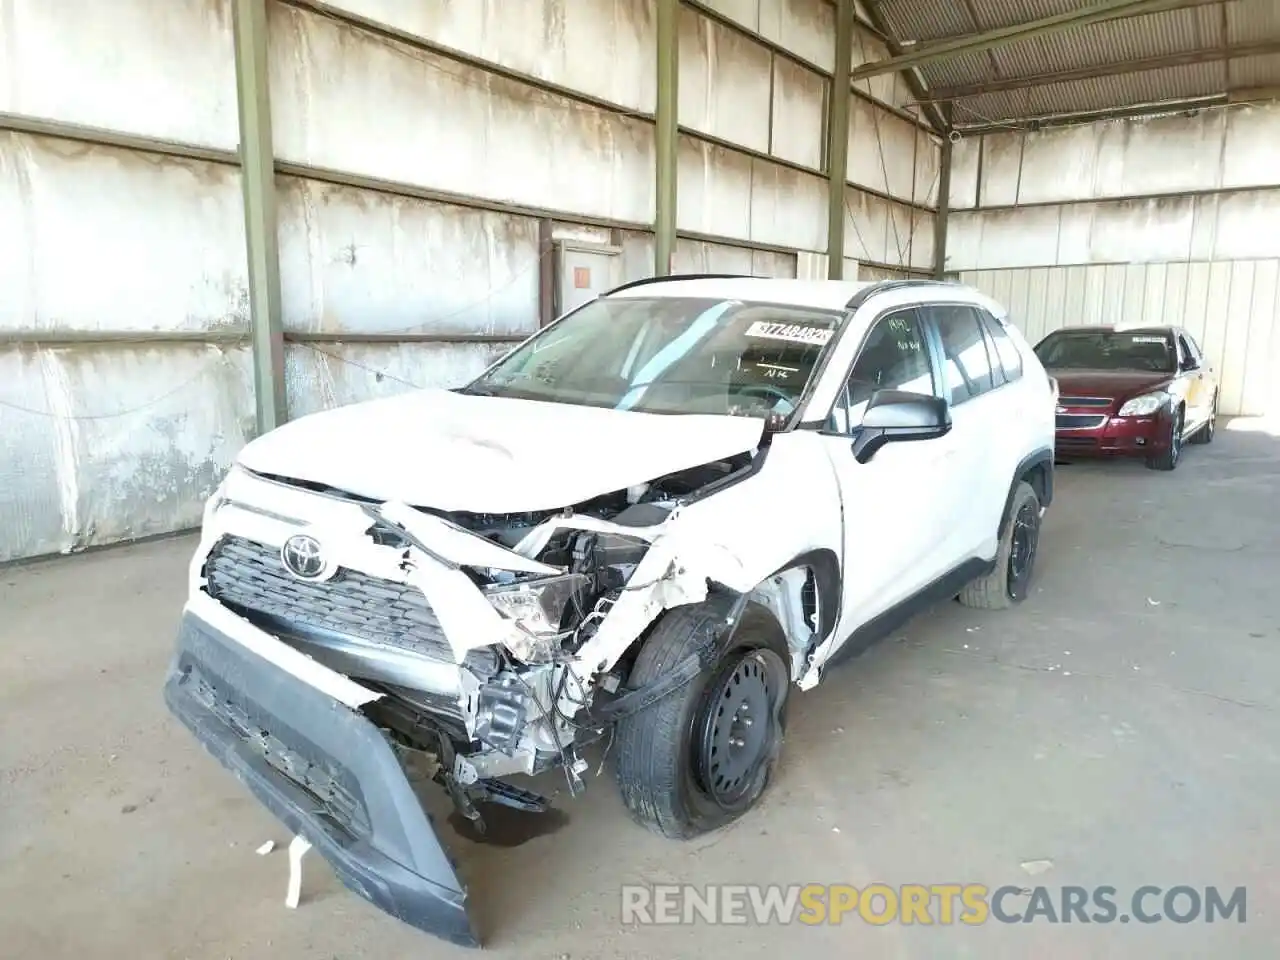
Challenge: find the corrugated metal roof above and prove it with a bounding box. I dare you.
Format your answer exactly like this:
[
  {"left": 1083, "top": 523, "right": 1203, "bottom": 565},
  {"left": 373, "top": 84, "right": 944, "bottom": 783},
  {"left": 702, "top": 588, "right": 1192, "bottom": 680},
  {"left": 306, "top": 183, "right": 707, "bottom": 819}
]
[
  {"left": 872, "top": 0, "right": 1280, "bottom": 128},
  {"left": 1228, "top": 52, "right": 1280, "bottom": 88},
  {"left": 952, "top": 61, "right": 1229, "bottom": 123}
]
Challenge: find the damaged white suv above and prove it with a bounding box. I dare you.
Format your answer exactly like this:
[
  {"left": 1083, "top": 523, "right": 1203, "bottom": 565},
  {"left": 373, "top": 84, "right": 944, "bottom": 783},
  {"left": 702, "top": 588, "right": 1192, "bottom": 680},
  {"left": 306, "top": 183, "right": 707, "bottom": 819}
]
[{"left": 165, "top": 276, "right": 1055, "bottom": 946}]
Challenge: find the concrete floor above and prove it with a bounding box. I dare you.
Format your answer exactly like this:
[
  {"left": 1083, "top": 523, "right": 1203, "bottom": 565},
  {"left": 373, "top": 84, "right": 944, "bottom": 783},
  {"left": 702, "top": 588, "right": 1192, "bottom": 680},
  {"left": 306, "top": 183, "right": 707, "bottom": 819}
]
[{"left": 3, "top": 420, "right": 1279, "bottom": 959}]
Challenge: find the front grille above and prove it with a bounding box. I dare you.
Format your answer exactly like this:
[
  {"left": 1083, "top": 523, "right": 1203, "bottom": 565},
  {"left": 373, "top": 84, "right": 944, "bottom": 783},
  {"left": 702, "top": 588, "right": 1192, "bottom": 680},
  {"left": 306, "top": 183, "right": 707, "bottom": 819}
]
[
  {"left": 1056, "top": 414, "right": 1107, "bottom": 430},
  {"left": 205, "top": 536, "right": 454, "bottom": 661},
  {"left": 1057, "top": 436, "right": 1099, "bottom": 450},
  {"left": 1059, "top": 396, "right": 1113, "bottom": 408}
]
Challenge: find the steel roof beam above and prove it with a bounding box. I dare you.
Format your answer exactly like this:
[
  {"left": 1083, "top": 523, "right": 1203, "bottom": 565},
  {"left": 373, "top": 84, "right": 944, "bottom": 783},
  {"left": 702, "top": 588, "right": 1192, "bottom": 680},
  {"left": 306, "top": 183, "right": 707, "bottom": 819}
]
[{"left": 858, "top": 0, "right": 947, "bottom": 133}]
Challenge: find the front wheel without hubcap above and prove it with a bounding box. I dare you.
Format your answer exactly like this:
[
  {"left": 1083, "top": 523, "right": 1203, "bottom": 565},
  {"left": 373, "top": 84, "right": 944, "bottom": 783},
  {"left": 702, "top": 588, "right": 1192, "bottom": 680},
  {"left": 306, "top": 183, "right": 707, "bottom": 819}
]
[{"left": 615, "top": 605, "right": 791, "bottom": 839}]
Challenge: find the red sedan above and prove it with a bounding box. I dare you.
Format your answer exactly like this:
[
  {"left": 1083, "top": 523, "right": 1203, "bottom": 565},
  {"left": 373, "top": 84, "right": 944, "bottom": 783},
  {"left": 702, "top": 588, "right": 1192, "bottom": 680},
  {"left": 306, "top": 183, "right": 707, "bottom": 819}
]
[{"left": 1032, "top": 325, "right": 1218, "bottom": 471}]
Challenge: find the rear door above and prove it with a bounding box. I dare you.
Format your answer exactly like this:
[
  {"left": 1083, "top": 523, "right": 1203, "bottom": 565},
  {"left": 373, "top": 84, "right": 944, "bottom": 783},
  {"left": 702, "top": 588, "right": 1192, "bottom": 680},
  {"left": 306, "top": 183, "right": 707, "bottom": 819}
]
[
  {"left": 918, "top": 303, "right": 1015, "bottom": 563},
  {"left": 1177, "top": 331, "right": 1214, "bottom": 431}
]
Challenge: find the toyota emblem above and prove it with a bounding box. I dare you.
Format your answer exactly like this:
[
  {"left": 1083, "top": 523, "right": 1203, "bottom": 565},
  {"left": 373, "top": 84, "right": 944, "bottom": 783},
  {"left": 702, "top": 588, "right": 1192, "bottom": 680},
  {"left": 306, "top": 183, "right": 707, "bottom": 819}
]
[{"left": 280, "top": 534, "right": 328, "bottom": 580}]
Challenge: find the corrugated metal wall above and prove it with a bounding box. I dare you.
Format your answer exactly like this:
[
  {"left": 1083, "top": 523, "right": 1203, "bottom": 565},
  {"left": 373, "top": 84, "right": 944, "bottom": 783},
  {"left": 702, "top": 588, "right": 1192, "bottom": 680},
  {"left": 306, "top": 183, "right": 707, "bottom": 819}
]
[
  {"left": 0, "top": 1, "right": 254, "bottom": 562},
  {"left": 949, "top": 103, "right": 1280, "bottom": 417},
  {"left": 960, "top": 261, "right": 1280, "bottom": 417},
  {"left": 0, "top": 0, "right": 939, "bottom": 563}
]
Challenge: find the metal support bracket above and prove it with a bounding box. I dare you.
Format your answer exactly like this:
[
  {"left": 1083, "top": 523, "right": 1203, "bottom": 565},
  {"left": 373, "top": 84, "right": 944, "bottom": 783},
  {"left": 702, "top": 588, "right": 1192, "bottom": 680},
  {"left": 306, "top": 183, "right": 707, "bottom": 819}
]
[
  {"left": 826, "top": 0, "right": 854, "bottom": 279},
  {"left": 233, "top": 0, "right": 287, "bottom": 433},
  {"left": 654, "top": 0, "right": 679, "bottom": 276}
]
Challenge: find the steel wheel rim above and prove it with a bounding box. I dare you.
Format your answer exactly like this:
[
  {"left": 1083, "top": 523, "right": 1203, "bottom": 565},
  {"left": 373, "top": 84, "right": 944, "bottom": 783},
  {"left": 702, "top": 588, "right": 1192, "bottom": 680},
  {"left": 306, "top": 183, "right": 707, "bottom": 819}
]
[
  {"left": 1008, "top": 500, "right": 1040, "bottom": 598},
  {"left": 694, "top": 649, "right": 786, "bottom": 808}
]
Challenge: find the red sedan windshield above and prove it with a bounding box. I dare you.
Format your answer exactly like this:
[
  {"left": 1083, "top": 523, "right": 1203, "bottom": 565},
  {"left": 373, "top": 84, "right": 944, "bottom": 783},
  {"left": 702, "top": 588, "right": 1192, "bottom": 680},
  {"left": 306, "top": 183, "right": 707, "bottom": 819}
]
[{"left": 1035, "top": 330, "right": 1177, "bottom": 374}]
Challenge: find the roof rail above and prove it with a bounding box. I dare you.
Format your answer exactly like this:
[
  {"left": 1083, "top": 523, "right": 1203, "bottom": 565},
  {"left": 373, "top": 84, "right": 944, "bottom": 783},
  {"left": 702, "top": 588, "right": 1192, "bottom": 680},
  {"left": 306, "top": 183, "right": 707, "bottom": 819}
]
[
  {"left": 602, "top": 273, "right": 752, "bottom": 296},
  {"left": 843, "top": 277, "right": 954, "bottom": 308}
]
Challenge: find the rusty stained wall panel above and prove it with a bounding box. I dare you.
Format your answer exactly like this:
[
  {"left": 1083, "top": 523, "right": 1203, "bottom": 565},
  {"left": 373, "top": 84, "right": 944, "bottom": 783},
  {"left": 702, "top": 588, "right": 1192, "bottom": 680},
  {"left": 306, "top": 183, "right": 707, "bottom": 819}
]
[
  {"left": 0, "top": 0, "right": 238, "bottom": 149},
  {"left": 954, "top": 104, "right": 1280, "bottom": 211},
  {"left": 961, "top": 260, "right": 1280, "bottom": 417},
  {"left": 947, "top": 189, "right": 1280, "bottom": 271},
  {"left": 284, "top": 340, "right": 511, "bottom": 420},
  {"left": 0, "top": 132, "right": 249, "bottom": 335},
  {"left": 672, "top": 237, "right": 798, "bottom": 276},
  {"left": 268, "top": 3, "right": 655, "bottom": 224},
  {"left": 679, "top": 4, "right": 772, "bottom": 154},
  {"left": 842, "top": 185, "right": 933, "bottom": 270},
  {"left": 850, "top": 23, "right": 913, "bottom": 111},
  {"left": 846, "top": 95, "right": 940, "bottom": 207},
  {"left": 0, "top": 343, "right": 254, "bottom": 562},
  {"left": 276, "top": 176, "right": 540, "bottom": 338},
  {"left": 770, "top": 55, "right": 824, "bottom": 170},
  {"left": 949, "top": 134, "right": 981, "bottom": 210},
  {"left": 695, "top": 0, "right": 834, "bottom": 71},
  {"left": 320, "top": 0, "right": 658, "bottom": 113},
  {"left": 676, "top": 135, "right": 827, "bottom": 253}
]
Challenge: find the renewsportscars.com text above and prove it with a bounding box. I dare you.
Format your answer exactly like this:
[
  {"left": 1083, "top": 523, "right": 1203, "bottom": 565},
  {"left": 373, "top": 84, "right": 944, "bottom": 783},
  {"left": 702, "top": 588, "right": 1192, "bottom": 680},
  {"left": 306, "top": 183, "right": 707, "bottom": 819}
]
[{"left": 621, "top": 883, "right": 1246, "bottom": 926}]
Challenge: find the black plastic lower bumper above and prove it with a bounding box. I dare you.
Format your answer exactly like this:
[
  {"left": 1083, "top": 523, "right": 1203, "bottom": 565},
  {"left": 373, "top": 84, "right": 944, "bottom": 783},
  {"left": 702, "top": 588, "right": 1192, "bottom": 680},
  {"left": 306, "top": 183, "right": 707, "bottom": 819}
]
[{"left": 163, "top": 610, "right": 478, "bottom": 947}]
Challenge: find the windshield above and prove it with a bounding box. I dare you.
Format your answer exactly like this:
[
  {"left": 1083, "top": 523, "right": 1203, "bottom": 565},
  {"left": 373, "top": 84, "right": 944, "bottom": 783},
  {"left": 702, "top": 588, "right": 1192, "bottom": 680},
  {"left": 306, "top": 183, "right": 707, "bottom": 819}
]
[
  {"left": 461, "top": 296, "right": 844, "bottom": 418},
  {"left": 1034, "top": 330, "right": 1176, "bottom": 374}
]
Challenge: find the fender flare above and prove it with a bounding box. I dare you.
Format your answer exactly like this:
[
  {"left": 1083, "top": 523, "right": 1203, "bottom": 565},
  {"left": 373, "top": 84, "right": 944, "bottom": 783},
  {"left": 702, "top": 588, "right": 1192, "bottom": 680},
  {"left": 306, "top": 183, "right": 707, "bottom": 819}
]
[
  {"left": 999, "top": 447, "right": 1054, "bottom": 538},
  {"left": 765, "top": 548, "right": 842, "bottom": 646}
]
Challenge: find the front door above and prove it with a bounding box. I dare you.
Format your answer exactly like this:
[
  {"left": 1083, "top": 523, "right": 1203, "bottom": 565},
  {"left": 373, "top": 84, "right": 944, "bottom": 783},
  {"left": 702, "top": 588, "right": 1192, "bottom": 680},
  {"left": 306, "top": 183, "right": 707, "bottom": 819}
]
[
  {"left": 1177, "top": 332, "right": 1212, "bottom": 432},
  {"left": 820, "top": 308, "right": 961, "bottom": 653}
]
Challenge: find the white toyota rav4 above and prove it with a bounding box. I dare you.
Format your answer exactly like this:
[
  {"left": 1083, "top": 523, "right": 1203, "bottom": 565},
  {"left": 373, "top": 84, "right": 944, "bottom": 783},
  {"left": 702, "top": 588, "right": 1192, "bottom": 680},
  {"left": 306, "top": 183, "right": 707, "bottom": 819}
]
[{"left": 165, "top": 276, "right": 1055, "bottom": 946}]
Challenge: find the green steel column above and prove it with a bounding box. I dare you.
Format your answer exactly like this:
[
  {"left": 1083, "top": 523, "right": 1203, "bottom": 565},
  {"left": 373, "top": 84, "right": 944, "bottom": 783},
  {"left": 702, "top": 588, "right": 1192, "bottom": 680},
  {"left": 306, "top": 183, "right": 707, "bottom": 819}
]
[
  {"left": 232, "top": 0, "right": 287, "bottom": 433},
  {"left": 654, "top": 0, "right": 678, "bottom": 276},
  {"left": 934, "top": 133, "right": 953, "bottom": 280},
  {"left": 826, "top": 0, "right": 854, "bottom": 279}
]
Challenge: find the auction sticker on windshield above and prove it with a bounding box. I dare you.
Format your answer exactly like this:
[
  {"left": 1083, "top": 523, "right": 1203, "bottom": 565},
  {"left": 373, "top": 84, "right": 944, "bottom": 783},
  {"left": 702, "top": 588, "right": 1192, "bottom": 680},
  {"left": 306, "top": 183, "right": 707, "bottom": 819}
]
[{"left": 745, "top": 321, "right": 834, "bottom": 345}]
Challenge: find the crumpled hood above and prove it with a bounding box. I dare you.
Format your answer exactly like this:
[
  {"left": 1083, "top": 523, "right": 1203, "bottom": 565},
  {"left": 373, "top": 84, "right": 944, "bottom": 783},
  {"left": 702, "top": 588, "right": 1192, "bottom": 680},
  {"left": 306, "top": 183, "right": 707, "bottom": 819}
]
[{"left": 236, "top": 388, "right": 765, "bottom": 513}]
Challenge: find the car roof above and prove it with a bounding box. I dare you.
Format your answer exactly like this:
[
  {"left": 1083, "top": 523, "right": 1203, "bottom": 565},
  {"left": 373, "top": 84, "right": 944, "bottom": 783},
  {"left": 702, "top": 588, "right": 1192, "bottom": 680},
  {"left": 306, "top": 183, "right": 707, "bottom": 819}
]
[
  {"left": 606, "top": 276, "right": 875, "bottom": 310},
  {"left": 1046, "top": 325, "right": 1179, "bottom": 336},
  {"left": 604, "top": 275, "right": 992, "bottom": 313}
]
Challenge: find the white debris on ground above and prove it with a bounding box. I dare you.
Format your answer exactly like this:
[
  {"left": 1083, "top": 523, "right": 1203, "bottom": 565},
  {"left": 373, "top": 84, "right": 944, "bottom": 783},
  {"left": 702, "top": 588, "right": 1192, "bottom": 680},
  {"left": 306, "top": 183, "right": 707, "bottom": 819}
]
[
  {"left": 255, "top": 841, "right": 275, "bottom": 856},
  {"left": 285, "top": 835, "right": 313, "bottom": 909}
]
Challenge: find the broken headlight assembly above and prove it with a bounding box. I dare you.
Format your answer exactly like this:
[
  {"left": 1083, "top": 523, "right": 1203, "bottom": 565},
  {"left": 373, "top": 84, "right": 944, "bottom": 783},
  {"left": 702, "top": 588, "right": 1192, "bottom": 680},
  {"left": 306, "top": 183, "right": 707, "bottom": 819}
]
[{"left": 483, "top": 573, "right": 587, "bottom": 664}]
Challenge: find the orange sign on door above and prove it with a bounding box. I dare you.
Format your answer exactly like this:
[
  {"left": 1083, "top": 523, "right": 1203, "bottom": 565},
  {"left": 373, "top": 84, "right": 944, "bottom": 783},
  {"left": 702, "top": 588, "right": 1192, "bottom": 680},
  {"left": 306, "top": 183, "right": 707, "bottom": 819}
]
[{"left": 573, "top": 266, "right": 592, "bottom": 289}]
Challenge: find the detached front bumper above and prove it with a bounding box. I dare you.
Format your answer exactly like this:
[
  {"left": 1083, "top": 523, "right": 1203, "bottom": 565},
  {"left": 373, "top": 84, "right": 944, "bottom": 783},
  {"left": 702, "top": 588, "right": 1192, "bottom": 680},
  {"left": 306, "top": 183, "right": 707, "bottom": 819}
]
[{"left": 164, "top": 609, "right": 478, "bottom": 947}]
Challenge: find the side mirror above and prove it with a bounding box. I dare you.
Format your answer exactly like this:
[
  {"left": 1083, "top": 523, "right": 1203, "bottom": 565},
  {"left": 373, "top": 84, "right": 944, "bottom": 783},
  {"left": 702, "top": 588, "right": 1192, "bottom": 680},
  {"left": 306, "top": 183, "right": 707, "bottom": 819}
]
[
  {"left": 851, "top": 389, "right": 951, "bottom": 464},
  {"left": 1182, "top": 356, "right": 1200, "bottom": 372}
]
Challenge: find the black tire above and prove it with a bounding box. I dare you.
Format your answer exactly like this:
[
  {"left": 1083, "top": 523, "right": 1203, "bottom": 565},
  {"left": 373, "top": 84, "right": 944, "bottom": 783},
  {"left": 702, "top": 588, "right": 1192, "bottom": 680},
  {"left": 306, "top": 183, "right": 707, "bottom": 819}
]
[
  {"left": 615, "top": 603, "right": 791, "bottom": 839},
  {"left": 1145, "top": 406, "right": 1184, "bottom": 470},
  {"left": 1189, "top": 391, "right": 1217, "bottom": 445},
  {"left": 957, "top": 481, "right": 1041, "bottom": 610}
]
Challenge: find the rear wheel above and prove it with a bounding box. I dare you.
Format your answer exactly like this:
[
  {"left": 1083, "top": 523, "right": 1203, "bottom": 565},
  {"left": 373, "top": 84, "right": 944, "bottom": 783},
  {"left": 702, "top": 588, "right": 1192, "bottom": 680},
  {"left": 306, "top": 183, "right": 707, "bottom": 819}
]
[
  {"left": 1145, "top": 406, "right": 1184, "bottom": 470},
  {"left": 958, "top": 481, "right": 1041, "bottom": 610},
  {"left": 615, "top": 604, "right": 791, "bottom": 839}
]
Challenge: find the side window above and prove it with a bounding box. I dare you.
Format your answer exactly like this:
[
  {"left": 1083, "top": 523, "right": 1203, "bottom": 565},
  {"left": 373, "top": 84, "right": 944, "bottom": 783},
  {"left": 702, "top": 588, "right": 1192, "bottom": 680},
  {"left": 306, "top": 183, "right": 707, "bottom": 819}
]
[
  {"left": 1177, "top": 334, "right": 1199, "bottom": 369},
  {"left": 1184, "top": 333, "right": 1205, "bottom": 362},
  {"left": 828, "top": 309, "right": 935, "bottom": 433},
  {"left": 928, "top": 305, "right": 996, "bottom": 405},
  {"left": 980, "top": 310, "right": 1024, "bottom": 383}
]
